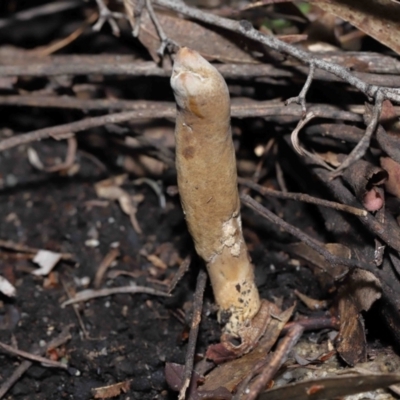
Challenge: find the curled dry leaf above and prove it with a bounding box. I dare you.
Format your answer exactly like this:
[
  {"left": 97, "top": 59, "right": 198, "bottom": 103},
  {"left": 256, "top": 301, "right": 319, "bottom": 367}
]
[{"left": 342, "top": 159, "right": 388, "bottom": 212}]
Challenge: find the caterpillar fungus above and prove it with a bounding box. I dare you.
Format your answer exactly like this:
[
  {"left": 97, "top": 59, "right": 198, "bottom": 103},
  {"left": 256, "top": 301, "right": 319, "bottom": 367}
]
[{"left": 171, "top": 47, "right": 260, "bottom": 336}]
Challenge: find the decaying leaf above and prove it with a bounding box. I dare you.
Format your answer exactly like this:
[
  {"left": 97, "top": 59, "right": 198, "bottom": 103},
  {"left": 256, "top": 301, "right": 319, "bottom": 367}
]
[
  {"left": 341, "top": 159, "right": 388, "bottom": 212},
  {"left": 311, "top": 0, "right": 400, "bottom": 55},
  {"left": 201, "top": 304, "right": 294, "bottom": 393},
  {"left": 381, "top": 156, "right": 400, "bottom": 199},
  {"left": 91, "top": 380, "right": 131, "bottom": 398},
  {"left": 258, "top": 372, "right": 400, "bottom": 400}
]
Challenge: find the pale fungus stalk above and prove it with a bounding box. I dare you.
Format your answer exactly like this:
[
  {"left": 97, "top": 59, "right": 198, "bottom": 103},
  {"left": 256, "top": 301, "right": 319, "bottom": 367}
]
[{"left": 171, "top": 47, "right": 260, "bottom": 336}]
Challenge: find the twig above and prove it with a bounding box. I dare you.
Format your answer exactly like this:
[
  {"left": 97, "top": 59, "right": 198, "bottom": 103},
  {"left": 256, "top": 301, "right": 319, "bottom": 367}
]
[
  {"left": 133, "top": 178, "right": 166, "bottom": 209},
  {"left": 28, "top": 136, "right": 77, "bottom": 173},
  {"left": 244, "top": 324, "right": 304, "bottom": 400},
  {"left": 0, "top": 96, "right": 362, "bottom": 122},
  {"left": 94, "top": 248, "right": 120, "bottom": 288},
  {"left": 0, "top": 239, "right": 72, "bottom": 259},
  {"left": 93, "top": 0, "right": 126, "bottom": 36},
  {"left": 0, "top": 341, "right": 68, "bottom": 369},
  {"left": 2, "top": 56, "right": 400, "bottom": 87},
  {"left": 131, "top": 0, "right": 146, "bottom": 37},
  {"left": 238, "top": 178, "right": 367, "bottom": 217},
  {"left": 291, "top": 111, "right": 334, "bottom": 171},
  {"left": 282, "top": 316, "right": 339, "bottom": 334},
  {"left": 145, "top": 0, "right": 178, "bottom": 56},
  {"left": 0, "top": 102, "right": 361, "bottom": 153},
  {"left": 61, "top": 284, "right": 170, "bottom": 306},
  {"left": 0, "top": 1, "right": 81, "bottom": 29},
  {"left": 168, "top": 255, "right": 191, "bottom": 294},
  {"left": 332, "top": 91, "right": 385, "bottom": 176},
  {"left": 0, "top": 325, "right": 73, "bottom": 399},
  {"left": 178, "top": 268, "right": 207, "bottom": 400},
  {"left": 285, "top": 62, "right": 316, "bottom": 114},
  {"left": 60, "top": 279, "right": 93, "bottom": 340},
  {"left": 0, "top": 108, "right": 172, "bottom": 152}
]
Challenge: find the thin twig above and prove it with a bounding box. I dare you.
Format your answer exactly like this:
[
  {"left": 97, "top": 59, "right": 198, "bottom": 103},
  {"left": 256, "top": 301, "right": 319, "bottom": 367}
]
[
  {"left": 0, "top": 239, "right": 72, "bottom": 259},
  {"left": 93, "top": 0, "right": 125, "bottom": 36},
  {"left": 168, "top": 255, "right": 191, "bottom": 294},
  {"left": 0, "top": 341, "right": 68, "bottom": 369},
  {"left": 178, "top": 268, "right": 207, "bottom": 400},
  {"left": 61, "top": 284, "right": 170, "bottom": 307},
  {"left": 131, "top": 0, "right": 146, "bottom": 37},
  {"left": 145, "top": 0, "right": 177, "bottom": 56},
  {"left": 332, "top": 91, "right": 385, "bottom": 176},
  {"left": 238, "top": 178, "right": 367, "bottom": 217},
  {"left": 291, "top": 111, "right": 334, "bottom": 171},
  {"left": 0, "top": 108, "right": 173, "bottom": 152},
  {"left": 244, "top": 324, "right": 304, "bottom": 400},
  {"left": 285, "top": 62, "right": 316, "bottom": 114},
  {"left": 0, "top": 102, "right": 361, "bottom": 153},
  {"left": 94, "top": 248, "right": 120, "bottom": 288},
  {"left": 0, "top": 1, "right": 81, "bottom": 29}
]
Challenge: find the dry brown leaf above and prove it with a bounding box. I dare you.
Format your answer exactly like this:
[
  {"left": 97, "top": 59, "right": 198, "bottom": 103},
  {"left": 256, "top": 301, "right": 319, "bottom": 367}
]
[
  {"left": 311, "top": 0, "right": 400, "bottom": 55},
  {"left": 135, "top": 5, "right": 264, "bottom": 64},
  {"left": 91, "top": 380, "right": 131, "bottom": 398},
  {"left": 381, "top": 156, "right": 400, "bottom": 198},
  {"left": 336, "top": 268, "right": 382, "bottom": 366}
]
